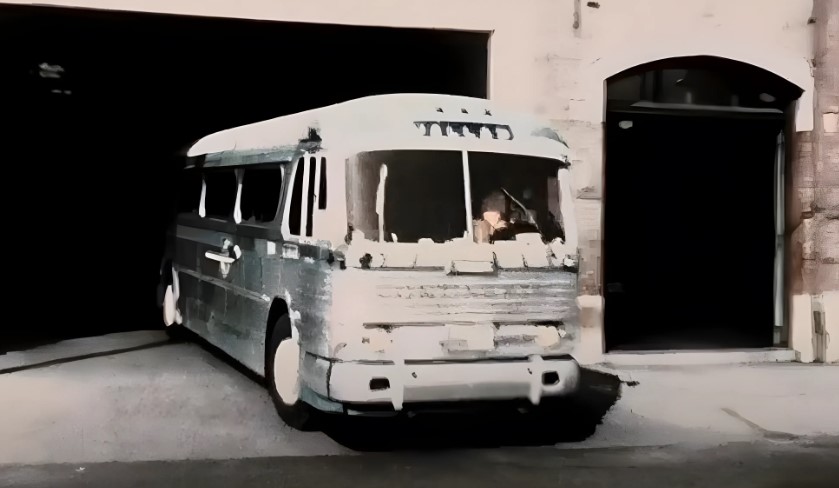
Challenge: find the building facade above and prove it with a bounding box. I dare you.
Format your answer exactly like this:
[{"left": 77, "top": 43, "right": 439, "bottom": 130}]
[{"left": 9, "top": 0, "right": 837, "bottom": 363}]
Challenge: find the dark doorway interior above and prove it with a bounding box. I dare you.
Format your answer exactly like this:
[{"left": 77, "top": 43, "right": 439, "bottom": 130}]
[
  {"left": 604, "top": 113, "right": 782, "bottom": 350},
  {"left": 1, "top": 5, "right": 488, "bottom": 352},
  {"left": 602, "top": 57, "right": 801, "bottom": 351}
]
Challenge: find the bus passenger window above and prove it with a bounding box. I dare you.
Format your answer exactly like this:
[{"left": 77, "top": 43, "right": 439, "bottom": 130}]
[
  {"left": 241, "top": 167, "right": 284, "bottom": 223},
  {"left": 204, "top": 170, "right": 237, "bottom": 220},
  {"left": 288, "top": 158, "right": 306, "bottom": 235},
  {"left": 177, "top": 168, "right": 202, "bottom": 214},
  {"left": 305, "top": 157, "right": 317, "bottom": 236},
  {"left": 318, "top": 157, "right": 327, "bottom": 210}
]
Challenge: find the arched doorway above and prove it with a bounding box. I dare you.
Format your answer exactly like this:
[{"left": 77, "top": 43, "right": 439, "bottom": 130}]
[{"left": 603, "top": 56, "right": 802, "bottom": 351}]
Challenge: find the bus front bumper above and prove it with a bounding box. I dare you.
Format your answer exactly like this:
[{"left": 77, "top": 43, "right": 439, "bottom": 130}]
[{"left": 317, "top": 356, "right": 580, "bottom": 411}]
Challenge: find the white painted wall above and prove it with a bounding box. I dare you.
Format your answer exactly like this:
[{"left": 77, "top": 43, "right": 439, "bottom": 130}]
[
  {"left": 10, "top": 0, "right": 818, "bottom": 362},
  {"left": 576, "top": 0, "right": 815, "bottom": 130},
  {"left": 12, "top": 0, "right": 814, "bottom": 188},
  {"left": 824, "top": 292, "right": 839, "bottom": 363},
  {"left": 790, "top": 294, "right": 816, "bottom": 363},
  {"left": 6, "top": 1, "right": 815, "bottom": 121}
]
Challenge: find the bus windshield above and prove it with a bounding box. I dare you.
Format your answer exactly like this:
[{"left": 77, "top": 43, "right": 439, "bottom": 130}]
[{"left": 346, "top": 150, "right": 567, "bottom": 245}]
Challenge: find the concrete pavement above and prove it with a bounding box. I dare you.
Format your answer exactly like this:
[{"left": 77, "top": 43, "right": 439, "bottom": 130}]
[
  {"left": 0, "top": 334, "right": 350, "bottom": 464},
  {"left": 0, "top": 331, "right": 168, "bottom": 373},
  {"left": 572, "top": 362, "right": 839, "bottom": 448},
  {"left": 1, "top": 330, "right": 838, "bottom": 465}
]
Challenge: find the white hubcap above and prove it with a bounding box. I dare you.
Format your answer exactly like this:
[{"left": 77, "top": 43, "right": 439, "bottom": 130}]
[
  {"left": 273, "top": 338, "right": 301, "bottom": 405},
  {"left": 162, "top": 268, "right": 183, "bottom": 327},
  {"left": 163, "top": 285, "right": 176, "bottom": 326}
]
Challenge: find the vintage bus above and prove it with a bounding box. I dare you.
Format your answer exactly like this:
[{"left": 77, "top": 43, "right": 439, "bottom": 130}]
[{"left": 159, "top": 93, "right": 581, "bottom": 429}]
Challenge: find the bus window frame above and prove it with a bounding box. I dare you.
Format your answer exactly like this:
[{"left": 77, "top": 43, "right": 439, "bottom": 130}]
[
  {"left": 236, "top": 163, "right": 287, "bottom": 236},
  {"left": 175, "top": 163, "right": 288, "bottom": 241},
  {"left": 282, "top": 154, "right": 323, "bottom": 241}
]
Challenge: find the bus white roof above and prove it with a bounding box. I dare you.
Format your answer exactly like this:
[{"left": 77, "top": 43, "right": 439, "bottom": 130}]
[{"left": 186, "top": 93, "right": 570, "bottom": 165}]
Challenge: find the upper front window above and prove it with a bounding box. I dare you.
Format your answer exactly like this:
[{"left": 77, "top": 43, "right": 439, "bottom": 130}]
[
  {"left": 468, "top": 152, "right": 566, "bottom": 244},
  {"left": 347, "top": 150, "right": 466, "bottom": 243},
  {"left": 346, "top": 150, "right": 568, "bottom": 245}
]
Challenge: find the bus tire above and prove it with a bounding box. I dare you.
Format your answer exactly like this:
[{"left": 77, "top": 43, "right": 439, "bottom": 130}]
[
  {"left": 266, "top": 314, "right": 318, "bottom": 431},
  {"left": 160, "top": 263, "right": 185, "bottom": 340}
]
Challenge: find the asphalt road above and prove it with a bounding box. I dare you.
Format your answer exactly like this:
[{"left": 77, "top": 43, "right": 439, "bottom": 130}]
[
  {"left": 3, "top": 441, "right": 838, "bottom": 488},
  {"left": 3, "top": 329, "right": 838, "bottom": 485}
]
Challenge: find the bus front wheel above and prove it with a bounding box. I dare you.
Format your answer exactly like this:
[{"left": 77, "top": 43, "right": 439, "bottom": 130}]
[{"left": 266, "top": 314, "right": 318, "bottom": 431}]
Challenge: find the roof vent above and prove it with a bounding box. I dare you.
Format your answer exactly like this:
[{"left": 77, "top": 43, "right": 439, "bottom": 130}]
[
  {"left": 485, "top": 109, "right": 492, "bottom": 116},
  {"left": 301, "top": 127, "right": 322, "bottom": 143},
  {"left": 461, "top": 108, "right": 469, "bottom": 114},
  {"left": 436, "top": 107, "right": 444, "bottom": 113}
]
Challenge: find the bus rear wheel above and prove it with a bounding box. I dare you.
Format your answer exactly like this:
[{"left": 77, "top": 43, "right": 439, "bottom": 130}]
[
  {"left": 159, "top": 263, "right": 184, "bottom": 339},
  {"left": 266, "top": 314, "right": 318, "bottom": 431}
]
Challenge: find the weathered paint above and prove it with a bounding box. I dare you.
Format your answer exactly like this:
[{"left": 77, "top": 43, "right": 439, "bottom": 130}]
[
  {"left": 326, "top": 355, "right": 580, "bottom": 407},
  {"left": 186, "top": 94, "right": 571, "bottom": 164},
  {"left": 327, "top": 268, "right": 580, "bottom": 362},
  {"left": 163, "top": 93, "right": 581, "bottom": 412},
  {"left": 790, "top": 294, "right": 815, "bottom": 363},
  {"left": 171, "top": 218, "right": 582, "bottom": 407},
  {"left": 824, "top": 291, "right": 839, "bottom": 363},
  {"left": 14, "top": 0, "right": 821, "bottom": 362}
]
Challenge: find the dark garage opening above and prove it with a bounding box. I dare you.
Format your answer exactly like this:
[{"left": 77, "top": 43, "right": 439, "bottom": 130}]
[
  {"left": 603, "top": 56, "right": 801, "bottom": 352},
  {"left": 1, "top": 5, "right": 488, "bottom": 352}
]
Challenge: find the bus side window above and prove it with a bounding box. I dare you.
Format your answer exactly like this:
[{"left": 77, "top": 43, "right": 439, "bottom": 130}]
[
  {"left": 204, "top": 169, "right": 238, "bottom": 221},
  {"left": 318, "top": 157, "right": 327, "bottom": 210},
  {"left": 177, "top": 168, "right": 202, "bottom": 214},
  {"left": 288, "top": 158, "right": 306, "bottom": 235},
  {"left": 305, "top": 156, "right": 317, "bottom": 236},
  {"left": 241, "top": 166, "right": 284, "bottom": 223},
  {"left": 288, "top": 156, "right": 320, "bottom": 237}
]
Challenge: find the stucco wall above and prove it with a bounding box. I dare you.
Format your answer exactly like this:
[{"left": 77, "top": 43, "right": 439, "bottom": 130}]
[
  {"left": 7, "top": 0, "right": 820, "bottom": 362},
  {"left": 4, "top": 0, "right": 815, "bottom": 120}
]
